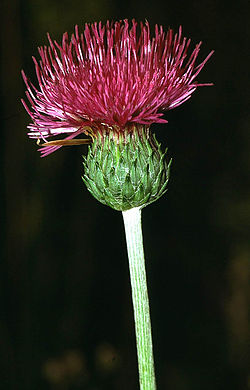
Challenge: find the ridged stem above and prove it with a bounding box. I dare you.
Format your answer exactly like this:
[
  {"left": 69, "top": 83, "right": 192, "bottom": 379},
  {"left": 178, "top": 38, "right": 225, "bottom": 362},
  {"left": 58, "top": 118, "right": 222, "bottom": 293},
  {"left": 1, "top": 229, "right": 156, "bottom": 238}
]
[{"left": 122, "top": 207, "right": 156, "bottom": 390}]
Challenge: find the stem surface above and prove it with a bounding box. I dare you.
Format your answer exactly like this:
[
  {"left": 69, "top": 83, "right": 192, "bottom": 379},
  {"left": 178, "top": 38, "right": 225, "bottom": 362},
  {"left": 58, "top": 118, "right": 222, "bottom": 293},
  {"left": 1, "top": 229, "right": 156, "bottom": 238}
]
[{"left": 122, "top": 207, "right": 156, "bottom": 390}]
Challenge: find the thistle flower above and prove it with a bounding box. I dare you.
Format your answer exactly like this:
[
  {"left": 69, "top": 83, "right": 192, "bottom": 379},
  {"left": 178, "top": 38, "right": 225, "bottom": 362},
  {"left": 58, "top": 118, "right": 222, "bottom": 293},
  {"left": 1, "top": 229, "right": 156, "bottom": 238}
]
[
  {"left": 22, "top": 19, "right": 213, "bottom": 157},
  {"left": 22, "top": 20, "right": 213, "bottom": 390}
]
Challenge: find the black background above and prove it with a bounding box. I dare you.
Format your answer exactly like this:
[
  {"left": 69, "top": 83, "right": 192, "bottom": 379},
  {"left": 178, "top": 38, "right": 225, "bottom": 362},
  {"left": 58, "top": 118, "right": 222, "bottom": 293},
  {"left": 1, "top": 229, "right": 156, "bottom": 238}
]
[{"left": 1, "top": 0, "right": 249, "bottom": 389}]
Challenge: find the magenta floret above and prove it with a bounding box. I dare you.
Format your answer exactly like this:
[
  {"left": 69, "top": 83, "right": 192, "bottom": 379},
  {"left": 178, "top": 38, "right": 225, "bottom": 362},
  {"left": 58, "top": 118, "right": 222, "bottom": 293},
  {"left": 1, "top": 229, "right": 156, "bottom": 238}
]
[{"left": 22, "top": 20, "right": 213, "bottom": 155}]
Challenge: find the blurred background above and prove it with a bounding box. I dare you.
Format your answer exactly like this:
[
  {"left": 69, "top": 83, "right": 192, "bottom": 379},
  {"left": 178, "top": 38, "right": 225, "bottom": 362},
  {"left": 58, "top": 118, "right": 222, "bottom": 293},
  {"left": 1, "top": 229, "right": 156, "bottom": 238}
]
[{"left": 0, "top": 0, "right": 249, "bottom": 389}]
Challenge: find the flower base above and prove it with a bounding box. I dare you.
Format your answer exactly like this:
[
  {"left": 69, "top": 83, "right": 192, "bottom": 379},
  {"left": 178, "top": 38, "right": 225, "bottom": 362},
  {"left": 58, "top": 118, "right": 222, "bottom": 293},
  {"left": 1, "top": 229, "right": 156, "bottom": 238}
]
[{"left": 82, "top": 125, "right": 171, "bottom": 211}]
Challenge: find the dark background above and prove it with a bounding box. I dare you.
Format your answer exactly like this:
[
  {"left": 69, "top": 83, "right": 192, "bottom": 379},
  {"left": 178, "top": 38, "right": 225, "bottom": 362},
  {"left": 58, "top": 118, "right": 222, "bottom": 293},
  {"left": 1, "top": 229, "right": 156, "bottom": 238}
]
[{"left": 1, "top": 0, "right": 249, "bottom": 389}]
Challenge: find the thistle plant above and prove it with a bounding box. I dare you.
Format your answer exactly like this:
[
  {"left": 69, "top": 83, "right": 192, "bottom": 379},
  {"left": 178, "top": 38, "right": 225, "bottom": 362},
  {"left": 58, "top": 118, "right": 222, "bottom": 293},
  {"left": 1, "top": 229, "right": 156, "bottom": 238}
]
[{"left": 22, "top": 20, "right": 213, "bottom": 390}]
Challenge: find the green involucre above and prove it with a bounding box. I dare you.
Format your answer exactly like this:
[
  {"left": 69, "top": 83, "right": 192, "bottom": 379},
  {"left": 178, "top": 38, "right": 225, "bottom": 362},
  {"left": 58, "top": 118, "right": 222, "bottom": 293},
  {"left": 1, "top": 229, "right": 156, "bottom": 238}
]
[{"left": 82, "top": 127, "right": 171, "bottom": 211}]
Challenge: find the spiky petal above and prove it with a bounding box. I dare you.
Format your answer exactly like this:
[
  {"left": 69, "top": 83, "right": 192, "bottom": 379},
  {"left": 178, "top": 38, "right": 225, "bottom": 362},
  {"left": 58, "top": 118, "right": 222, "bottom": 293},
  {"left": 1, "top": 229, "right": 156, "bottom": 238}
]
[{"left": 22, "top": 20, "right": 213, "bottom": 155}]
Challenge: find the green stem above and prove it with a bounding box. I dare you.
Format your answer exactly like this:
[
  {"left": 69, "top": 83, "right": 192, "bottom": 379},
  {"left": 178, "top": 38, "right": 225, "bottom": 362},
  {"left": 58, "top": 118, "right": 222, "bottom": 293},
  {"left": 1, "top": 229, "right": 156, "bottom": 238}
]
[{"left": 122, "top": 207, "right": 157, "bottom": 390}]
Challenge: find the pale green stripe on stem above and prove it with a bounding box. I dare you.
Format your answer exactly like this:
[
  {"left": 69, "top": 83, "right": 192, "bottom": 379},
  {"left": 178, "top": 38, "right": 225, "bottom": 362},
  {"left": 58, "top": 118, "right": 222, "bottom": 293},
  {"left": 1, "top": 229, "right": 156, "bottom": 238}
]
[{"left": 122, "top": 207, "right": 157, "bottom": 390}]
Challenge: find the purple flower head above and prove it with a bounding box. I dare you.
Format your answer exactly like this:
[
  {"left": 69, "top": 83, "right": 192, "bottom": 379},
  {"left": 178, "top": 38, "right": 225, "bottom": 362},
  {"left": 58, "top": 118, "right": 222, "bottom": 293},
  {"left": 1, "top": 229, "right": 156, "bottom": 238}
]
[{"left": 22, "top": 19, "right": 213, "bottom": 156}]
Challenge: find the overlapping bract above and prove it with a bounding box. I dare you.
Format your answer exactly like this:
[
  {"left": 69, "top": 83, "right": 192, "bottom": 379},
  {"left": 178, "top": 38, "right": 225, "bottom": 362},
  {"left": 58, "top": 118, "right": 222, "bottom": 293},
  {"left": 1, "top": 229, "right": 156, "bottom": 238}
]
[
  {"left": 22, "top": 20, "right": 213, "bottom": 155},
  {"left": 82, "top": 126, "right": 171, "bottom": 210}
]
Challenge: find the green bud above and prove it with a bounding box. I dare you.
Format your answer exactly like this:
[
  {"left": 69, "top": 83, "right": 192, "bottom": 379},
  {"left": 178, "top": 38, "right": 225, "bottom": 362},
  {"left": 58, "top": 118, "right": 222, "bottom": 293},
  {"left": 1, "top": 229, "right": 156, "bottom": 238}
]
[{"left": 82, "top": 125, "right": 171, "bottom": 211}]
